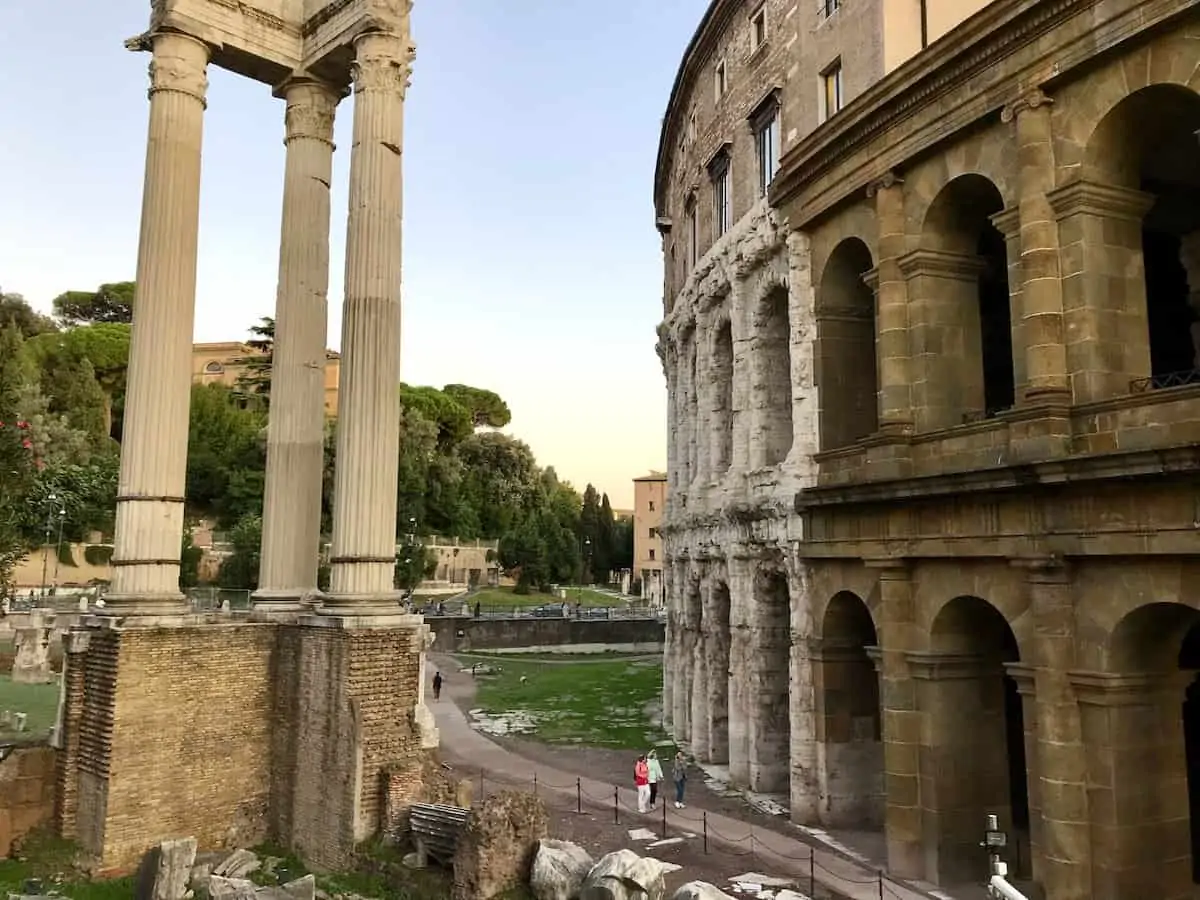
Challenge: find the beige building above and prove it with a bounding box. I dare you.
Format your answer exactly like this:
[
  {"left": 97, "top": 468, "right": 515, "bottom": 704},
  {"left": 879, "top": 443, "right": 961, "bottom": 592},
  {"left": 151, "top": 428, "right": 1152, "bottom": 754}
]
[
  {"left": 191, "top": 341, "right": 341, "bottom": 416},
  {"left": 657, "top": 0, "right": 1200, "bottom": 898},
  {"left": 633, "top": 472, "right": 667, "bottom": 605}
]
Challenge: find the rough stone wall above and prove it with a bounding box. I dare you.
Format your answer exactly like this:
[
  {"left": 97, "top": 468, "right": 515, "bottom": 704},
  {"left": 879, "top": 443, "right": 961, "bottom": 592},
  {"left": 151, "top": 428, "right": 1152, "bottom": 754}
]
[{"left": 0, "top": 745, "right": 56, "bottom": 858}]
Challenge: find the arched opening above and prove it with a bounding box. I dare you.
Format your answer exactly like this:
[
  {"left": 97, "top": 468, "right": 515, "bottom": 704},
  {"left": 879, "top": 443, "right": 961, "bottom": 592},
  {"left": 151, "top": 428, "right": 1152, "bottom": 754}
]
[
  {"left": 817, "top": 239, "right": 879, "bottom": 449},
  {"left": 1084, "top": 84, "right": 1200, "bottom": 392},
  {"left": 710, "top": 320, "right": 734, "bottom": 475},
  {"left": 707, "top": 581, "right": 732, "bottom": 764},
  {"left": 817, "top": 591, "right": 883, "bottom": 828},
  {"left": 204, "top": 360, "right": 224, "bottom": 375},
  {"left": 923, "top": 595, "right": 1028, "bottom": 885},
  {"left": 1102, "top": 601, "right": 1200, "bottom": 898},
  {"left": 917, "top": 174, "right": 1014, "bottom": 428},
  {"left": 757, "top": 286, "right": 793, "bottom": 467},
  {"left": 675, "top": 578, "right": 703, "bottom": 746},
  {"left": 749, "top": 567, "right": 790, "bottom": 794}
]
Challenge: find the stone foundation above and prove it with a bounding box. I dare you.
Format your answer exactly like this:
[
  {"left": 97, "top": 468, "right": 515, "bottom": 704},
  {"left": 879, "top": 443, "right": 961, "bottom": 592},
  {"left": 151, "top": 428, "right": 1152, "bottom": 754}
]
[
  {"left": 56, "top": 615, "right": 435, "bottom": 873},
  {"left": 0, "top": 745, "right": 56, "bottom": 858}
]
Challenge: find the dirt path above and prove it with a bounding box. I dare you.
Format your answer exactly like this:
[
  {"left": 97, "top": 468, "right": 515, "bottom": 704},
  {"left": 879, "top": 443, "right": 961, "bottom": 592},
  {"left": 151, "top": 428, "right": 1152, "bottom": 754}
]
[{"left": 430, "top": 653, "right": 973, "bottom": 900}]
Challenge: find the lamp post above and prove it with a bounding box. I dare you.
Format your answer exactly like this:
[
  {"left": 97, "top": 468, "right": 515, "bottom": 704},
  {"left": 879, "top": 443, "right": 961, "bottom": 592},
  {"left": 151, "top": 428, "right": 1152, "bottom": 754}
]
[
  {"left": 52, "top": 507, "right": 66, "bottom": 591},
  {"left": 38, "top": 492, "right": 61, "bottom": 602},
  {"left": 578, "top": 536, "right": 591, "bottom": 607}
]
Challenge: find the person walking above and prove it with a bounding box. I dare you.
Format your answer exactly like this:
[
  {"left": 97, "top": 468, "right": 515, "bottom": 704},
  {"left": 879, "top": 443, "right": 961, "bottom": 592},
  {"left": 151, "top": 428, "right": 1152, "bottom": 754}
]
[
  {"left": 432, "top": 670, "right": 443, "bottom": 701},
  {"left": 647, "top": 749, "right": 664, "bottom": 809},
  {"left": 634, "top": 754, "right": 651, "bottom": 813},
  {"left": 672, "top": 751, "right": 688, "bottom": 808}
]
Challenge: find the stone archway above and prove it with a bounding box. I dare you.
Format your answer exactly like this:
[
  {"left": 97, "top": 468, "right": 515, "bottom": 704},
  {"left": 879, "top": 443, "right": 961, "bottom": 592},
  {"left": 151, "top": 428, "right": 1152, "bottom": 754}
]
[
  {"left": 910, "top": 174, "right": 1014, "bottom": 429},
  {"left": 754, "top": 285, "right": 793, "bottom": 467},
  {"left": 817, "top": 239, "right": 879, "bottom": 449},
  {"left": 815, "top": 591, "right": 883, "bottom": 828},
  {"left": 918, "top": 595, "right": 1029, "bottom": 886},
  {"left": 1085, "top": 602, "right": 1200, "bottom": 899},
  {"left": 1080, "top": 84, "right": 1200, "bottom": 393}
]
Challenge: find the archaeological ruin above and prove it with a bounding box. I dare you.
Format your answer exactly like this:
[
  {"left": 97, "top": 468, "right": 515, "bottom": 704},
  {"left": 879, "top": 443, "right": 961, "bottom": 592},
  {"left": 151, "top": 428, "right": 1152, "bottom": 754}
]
[
  {"left": 655, "top": 0, "right": 1200, "bottom": 897},
  {"left": 49, "top": 0, "right": 440, "bottom": 874}
]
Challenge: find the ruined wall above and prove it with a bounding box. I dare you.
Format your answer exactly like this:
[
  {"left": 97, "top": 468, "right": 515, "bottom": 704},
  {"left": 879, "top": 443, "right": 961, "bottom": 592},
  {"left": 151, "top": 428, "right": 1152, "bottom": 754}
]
[
  {"left": 0, "top": 745, "right": 56, "bottom": 858},
  {"left": 71, "top": 624, "right": 276, "bottom": 870},
  {"left": 423, "top": 616, "right": 664, "bottom": 653}
]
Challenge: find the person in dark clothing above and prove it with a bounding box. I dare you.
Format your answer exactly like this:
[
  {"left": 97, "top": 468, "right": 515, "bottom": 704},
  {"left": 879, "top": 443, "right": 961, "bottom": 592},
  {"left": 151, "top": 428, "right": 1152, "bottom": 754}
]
[
  {"left": 432, "top": 670, "right": 443, "bottom": 701},
  {"left": 475, "top": 600, "right": 482, "bottom": 618}
]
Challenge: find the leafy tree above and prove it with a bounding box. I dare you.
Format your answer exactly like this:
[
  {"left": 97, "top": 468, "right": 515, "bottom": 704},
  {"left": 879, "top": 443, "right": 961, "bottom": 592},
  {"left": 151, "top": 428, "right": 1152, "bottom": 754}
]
[
  {"left": 180, "top": 530, "right": 203, "bottom": 589},
  {"left": 597, "top": 493, "right": 617, "bottom": 582},
  {"left": 52, "top": 281, "right": 135, "bottom": 326},
  {"left": 400, "top": 384, "right": 472, "bottom": 448},
  {"left": 611, "top": 515, "right": 634, "bottom": 572},
  {"left": 0, "top": 326, "right": 37, "bottom": 594},
  {"left": 186, "top": 383, "right": 267, "bottom": 526},
  {"left": 457, "top": 431, "right": 541, "bottom": 538},
  {"left": 234, "top": 317, "right": 274, "bottom": 406},
  {"left": 26, "top": 324, "right": 130, "bottom": 439},
  {"left": 217, "top": 513, "right": 262, "bottom": 590},
  {"left": 442, "top": 383, "right": 512, "bottom": 429},
  {"left": 394, "top": 540, "right": 437, "bottom": 592},
  {"left": 0, "top": 292, "right": 57, "bottom": 338}
]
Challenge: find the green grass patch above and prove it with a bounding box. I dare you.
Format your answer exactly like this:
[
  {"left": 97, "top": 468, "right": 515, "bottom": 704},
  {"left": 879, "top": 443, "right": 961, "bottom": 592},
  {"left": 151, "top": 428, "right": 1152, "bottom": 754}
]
[
  {"left": 0, "top": 832, "right": 134, "bottom": 900},
  {"left": 0, "top": 674, "right": 60, "bottom": 740},
  {"left": 463, "top": 656, "right": 669, "bottom": 750},
  {"left": 469, "top": 586, "right": 620, "bottom": 609}
]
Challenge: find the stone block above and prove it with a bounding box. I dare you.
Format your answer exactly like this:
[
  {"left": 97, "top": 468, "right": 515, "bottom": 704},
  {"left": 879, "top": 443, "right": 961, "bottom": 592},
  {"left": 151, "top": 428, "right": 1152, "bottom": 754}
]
[{"left": 452, "top": 791, "right": 548, "bottom": 900}]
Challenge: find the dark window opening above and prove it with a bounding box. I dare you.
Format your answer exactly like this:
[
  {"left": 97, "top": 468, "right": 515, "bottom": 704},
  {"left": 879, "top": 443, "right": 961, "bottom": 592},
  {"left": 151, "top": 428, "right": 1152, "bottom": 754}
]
[
  {"left": 978, "top": 224, "right": 1015, "bottom": 415},
  {"left": 1144, "top": 228, "right": 1198, "bottom": 386}
]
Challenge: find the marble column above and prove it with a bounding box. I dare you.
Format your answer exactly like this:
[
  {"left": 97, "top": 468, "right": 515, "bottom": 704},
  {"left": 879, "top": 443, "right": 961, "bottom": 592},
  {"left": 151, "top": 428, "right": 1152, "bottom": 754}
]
[
  {"left": 320, "top": 30, "right": 415, "bottom": 615},
  {"left": 866, "top": 175, "right": 912, "bottom": 430},
  {"left": 1001, "top": 90, "right": 1070, "bottom": 404},
  {"left": 254, "top": 78, "right": 341, "bottom": 613},
  {"left": 105, "top": 32, "right": 210, "bottom": 617}
]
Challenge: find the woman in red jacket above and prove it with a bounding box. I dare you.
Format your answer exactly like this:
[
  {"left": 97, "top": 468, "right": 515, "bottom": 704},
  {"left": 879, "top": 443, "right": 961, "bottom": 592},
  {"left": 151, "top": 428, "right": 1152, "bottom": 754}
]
[{"left": 634, "top": 754, "right": 651, "bottom": 813}]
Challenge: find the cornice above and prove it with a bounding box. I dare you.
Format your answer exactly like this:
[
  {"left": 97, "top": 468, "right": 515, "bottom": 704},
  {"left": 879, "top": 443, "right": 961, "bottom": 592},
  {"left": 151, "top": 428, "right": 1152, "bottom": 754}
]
[
  {"left": 898, "top": 248, "right": 987, "bottom": 281},
  {"left": 654, "top": 0, "right": 743, "bottom": 218},
  {"left": 1046, "top": 178, "right": 1156, "bottom": 223}
]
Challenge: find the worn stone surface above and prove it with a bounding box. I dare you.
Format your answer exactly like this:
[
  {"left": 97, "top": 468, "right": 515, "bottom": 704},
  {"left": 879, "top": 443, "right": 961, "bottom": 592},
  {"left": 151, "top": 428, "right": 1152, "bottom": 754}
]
[
  {"left": 0, "top": 746, "right": 56, "bottom": 859},
  {"left": 11, "top": 617, "right": 54, "bottom": 685},
  {"left": 579, "top": 849, "right": 668, "bottom": 900},
  {"left": 668, "top": 883, "right": 735, "bottom": 900},
  {"left": 529, "top": 838, "right": 594, "bottom": 900},
  {"left": 451, "top": 791, "right": 548, "bottom": 900},
  {"left": 145, "top": 837, "right": 198, "bottom": 900},
  {"left": 655, "top": 1, "right": 1200, "bottom": 899}
]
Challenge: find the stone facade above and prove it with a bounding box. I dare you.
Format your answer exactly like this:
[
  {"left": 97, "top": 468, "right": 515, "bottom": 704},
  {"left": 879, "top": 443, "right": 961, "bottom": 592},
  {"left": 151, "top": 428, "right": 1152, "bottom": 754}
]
[
  {"left": 191, "top": 343, "right": 342, "bottom": 416},
  {"left": 633, "top": 472, "right": 667, "bottom": 604},
  {"left": 656, "top": 1, "right": 1200, "bottom": 898},
  {"left": 0, "top": 745, "right": 56, "bottom": 859}
]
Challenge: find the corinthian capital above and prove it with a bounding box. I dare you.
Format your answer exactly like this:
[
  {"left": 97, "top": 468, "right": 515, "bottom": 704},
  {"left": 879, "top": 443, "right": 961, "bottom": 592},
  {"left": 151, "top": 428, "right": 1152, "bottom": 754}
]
[
  {"left": 147, "top": 32, "right": 210, "bottom": 106},
  {"left": 282, "top": 79, "right": 341, "bottom": 146},
  {"left": 1001, "top": 88, "right": 1053, "bottom": 123},
  {"left": 352, "top": 31, "right": 417, "bottom": 96}
]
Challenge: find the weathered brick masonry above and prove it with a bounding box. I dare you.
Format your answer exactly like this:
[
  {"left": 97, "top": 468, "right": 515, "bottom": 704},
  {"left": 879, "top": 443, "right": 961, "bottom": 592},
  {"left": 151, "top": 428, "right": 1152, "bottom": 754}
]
[
  {"left": 56, "top": 618, "right": 430, "bottom": 872},
  {"left": 0, "top": 745, "right": 56, "bottom": 858}
]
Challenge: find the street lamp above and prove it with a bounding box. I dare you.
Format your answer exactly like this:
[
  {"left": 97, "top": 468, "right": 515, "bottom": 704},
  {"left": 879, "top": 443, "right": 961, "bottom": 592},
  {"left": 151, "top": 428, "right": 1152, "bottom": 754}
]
[
  {"left": 577, "top": 536, "right": 591, "bottom": 608},
  {"left": 38, "top": 492, "right": 63, "bottom": 602},
  {"left": 52, "top": 507, "right": 66, "bottom": 591}
]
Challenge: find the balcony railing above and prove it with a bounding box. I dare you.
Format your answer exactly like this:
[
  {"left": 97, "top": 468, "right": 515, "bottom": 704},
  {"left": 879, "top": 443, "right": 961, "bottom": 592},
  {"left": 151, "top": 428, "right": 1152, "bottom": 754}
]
[{"left": 1130, "top": 368, "right": 1200, "bottom": 393}]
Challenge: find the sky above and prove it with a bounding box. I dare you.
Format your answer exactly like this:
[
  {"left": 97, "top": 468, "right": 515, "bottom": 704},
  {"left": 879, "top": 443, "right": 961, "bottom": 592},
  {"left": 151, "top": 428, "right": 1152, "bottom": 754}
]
[{"left": 0, "top": 0, "right": 703, "bottom": 509}]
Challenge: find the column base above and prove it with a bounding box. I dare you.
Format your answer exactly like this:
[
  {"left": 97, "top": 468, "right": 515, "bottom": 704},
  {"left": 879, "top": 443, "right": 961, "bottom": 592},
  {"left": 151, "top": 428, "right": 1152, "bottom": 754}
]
[
  {"left": 91, "top": 593, "right": 191, "bottom": 623},
  {"left": 313, "top": 591, "right": 409, "bottom": 620},
  {"left": 250, "top": 588, "right": 317, "bottom": 621}
]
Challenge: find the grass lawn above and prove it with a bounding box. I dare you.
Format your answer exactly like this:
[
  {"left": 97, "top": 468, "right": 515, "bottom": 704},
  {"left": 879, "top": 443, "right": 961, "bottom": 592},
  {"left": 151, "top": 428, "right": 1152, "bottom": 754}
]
[
  {"left": 0, "top": 674, "right": 60, "bottom": 740},
  {"left": 0, "top": 833, "right": 133, "bottom": 900},
  {"left": 469, "top": 586, "right": 623, "bottom": 609},
  {"left": 462, "top": 655, "right": 670, "bottom": 750}
]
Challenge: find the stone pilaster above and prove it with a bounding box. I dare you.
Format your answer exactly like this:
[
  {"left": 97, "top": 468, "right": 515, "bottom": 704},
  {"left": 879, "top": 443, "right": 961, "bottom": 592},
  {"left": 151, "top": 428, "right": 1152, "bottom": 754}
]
[
  {"left": 867, "top": 175, "right": 912, "bottom": 431},
  {"left": 690, "top": 586, "right": 711, "bottom": 760},
  {"left": 1026, "top": 560, "right": 1090, "bottom": 899},
  {"left": 868, "top": 560, "right": 923, "bottom": 880},
  {"left": 320, "top": 29, "right": 415, "bottom": 615},
  {"left": 748, "top": 568, "right": 790, "bottom": 793},
  {"left": 1181, "top": 232, "right": 1200, "bottom": 367},
  {"left": 1001, "top": 90, "right": 1070, "bottom": 404},
  {"left": 105, "top": 32, "right": 211, "bottom": 617},
  {"left": 254, "top": 78, "right": 341, "bottom": 614},
  {"left": 664, "top": 343, "right": 679, "bottom": 506},
  {"left": 786, "top": 230, "right": 818, "bottom": 467},
  {"left": 707, "top": 313, "right": 734, "bottom": 478},
  {"left": 727, "top": 554, "right": 753, "bottom": 785},
  {"left": 704, "top": 575, "right": 731, "bottom": 764},
  {"left": 692, "top": 315, "right": 712, "bottom": 490},
  {"left": 729, "top": 280, "right": 753, "bottom": 471},
  {"left": 789, "top": 563, "right": 819, "bottom": 822}
]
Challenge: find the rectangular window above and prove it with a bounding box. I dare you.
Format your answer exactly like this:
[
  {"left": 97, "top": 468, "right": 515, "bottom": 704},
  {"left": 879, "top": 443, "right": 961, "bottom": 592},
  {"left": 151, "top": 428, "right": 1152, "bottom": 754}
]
[
  {"left": 687, "top": 112, "right": 697, "bottom": 143},
  {"left": 823, "top": 0, "right": 841, "bottom": 17},
  {"left": 755, "top": 107, "right": 780, "bottom": 196},
  {"left": 710, "top": 154, "right": 731, "bottom": 239},
  {"left": 821, "top": 61, "right": 843, "bottom": 121},
  {"left": 648, "top": 500, "right": 655, "bottom": 512},
  {"left": 714, "top": 60, "right": 727, "bottom": 101},
  {"left": 751, "top": 8, "right": 766, "bottom": 50},
  {"left": 649, "top": 549, "right": 656, "bottom": 561},
  {"left": 686, "top": 197, "right": 699, "bottom": 268}
]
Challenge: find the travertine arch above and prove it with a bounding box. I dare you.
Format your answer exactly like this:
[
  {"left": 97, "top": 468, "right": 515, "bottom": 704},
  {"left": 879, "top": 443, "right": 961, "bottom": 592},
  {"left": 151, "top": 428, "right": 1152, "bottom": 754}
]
[
  {"left": 809, "top": 204, "right": 879, "bottom": 288},
  {"left": 817, "top": 589, "right": 879, "bottom": 644},
  {"left": 918, "top": 567, "right": 1031, "bottom": 654},
  {"left": 808, "top": 563, "right": 881, "bottom": 624},
  {"left": 1082, "top": 83, "right": 1200, "bottom": 188},
  {"left": 1107, "top": 601, "right": 1200, "bottom": 672},
  {"left": 929, "top": 594, "right": 1023, "bottom": 659},
  {"left": 919, "top": 172, "right": 1008, "bottom": 255},
  {"left": 1051, "top": 29, "right": 1200, "bottom": 174}
]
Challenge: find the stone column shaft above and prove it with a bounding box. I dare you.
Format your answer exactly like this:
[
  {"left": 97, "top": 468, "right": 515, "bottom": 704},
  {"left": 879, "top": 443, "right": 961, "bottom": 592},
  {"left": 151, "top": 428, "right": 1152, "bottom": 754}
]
[
  {"left": 1004, "top": 91, "right": 1070, "bottom": 402},
  {"left": 322, "top": 30, "right": 414, "bottom": 613},
  {"left": 255, "top": 79, "right": 340, "bottom": 610},
  {"left": 107, "top": 32, "right": 210, "bottom": 616},
  {"left": 1029, "top": 563, "right": 1091, "bottom": 900},
  {"left": 692, "top": 318, "right": 712, "bottom": 489},
  {"left": 729, "top": 281, "right": 753, "bottom": 471},
  {"left": 869, "top": 177, "right": 912, "bottom": 427},
  {"left": 727, "top": 557, "right": 752, "bottom": 785}
]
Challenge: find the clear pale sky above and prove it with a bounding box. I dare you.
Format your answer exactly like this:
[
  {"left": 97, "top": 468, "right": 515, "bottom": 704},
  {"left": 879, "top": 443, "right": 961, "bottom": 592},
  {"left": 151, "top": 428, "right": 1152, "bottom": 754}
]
[{"left": 0, "top": 0, "right": 703, "bottom": 509}]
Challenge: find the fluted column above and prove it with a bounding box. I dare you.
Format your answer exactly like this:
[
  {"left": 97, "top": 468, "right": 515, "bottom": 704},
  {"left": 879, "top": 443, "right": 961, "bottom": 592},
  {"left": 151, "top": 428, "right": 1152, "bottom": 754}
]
[
  {"left": 254, "top": 78, "right": 341, "bottom": 613},
  {"left": 105, "top": 32, "right": 210, "bottom": 617},
  {"left": 867, "top": 174, "right": 912, "bottom": 430},
  {"left": 1002, "top": 90, "right": 1070, "bottom": 404},
  {"left": 319, "top": 29, "right": 415, "bottom": 615}
]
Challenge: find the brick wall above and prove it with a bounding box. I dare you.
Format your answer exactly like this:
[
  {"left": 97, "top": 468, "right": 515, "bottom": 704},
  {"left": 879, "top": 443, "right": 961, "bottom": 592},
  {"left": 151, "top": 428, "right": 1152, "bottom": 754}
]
[{"left": 0, "top": 745, "right": 56, "bottom": 858}]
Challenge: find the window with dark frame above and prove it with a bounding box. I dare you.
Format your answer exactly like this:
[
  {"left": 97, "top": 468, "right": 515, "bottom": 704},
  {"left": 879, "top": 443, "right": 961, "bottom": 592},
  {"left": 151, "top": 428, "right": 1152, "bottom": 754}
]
[
  {"left": 751, "top": 7, "right": 767, "bottom": 50},
  {"left": 710, "top": 150, "right": 732, "bottom": 239},
  {"left": 714, "top": 59, "right": 727, "bottom": 100},
  {"left": 686, "top": 195, "right": 699, "bottom": 268},
  {"left": 752, "top": 97, "right": 781, "bottom": 197},
  {"left": 823, "top": 0, "right": 842, "bottom": 18},
  {"left": 821, "top": 60, "right": 843, "bottom": 121}
]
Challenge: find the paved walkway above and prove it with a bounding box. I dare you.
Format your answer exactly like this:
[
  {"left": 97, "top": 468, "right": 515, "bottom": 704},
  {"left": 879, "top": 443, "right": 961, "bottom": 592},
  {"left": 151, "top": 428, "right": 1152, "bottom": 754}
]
[{"left": 428, "top": 666, "right": 965, "bottom": 900}]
